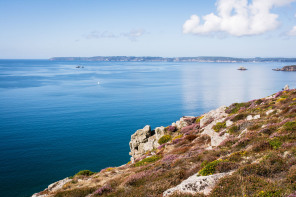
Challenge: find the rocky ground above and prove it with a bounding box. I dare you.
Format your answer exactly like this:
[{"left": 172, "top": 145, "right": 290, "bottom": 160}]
[{"left": 33, "top": 89, "right": 296, "bottom": 197}]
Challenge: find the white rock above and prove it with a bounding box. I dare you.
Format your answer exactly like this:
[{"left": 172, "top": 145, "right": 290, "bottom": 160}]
[
  {"left": 284, "top": 85, "right": 289, "bottom": 91},
  {"left": 226, "top": 120, "right": 233, "bottom": 127},
  {"left": 246, "top": 115, "right": 253, "bottom": 121},
  {"left": 266, "top": 109, "right": 274, "bottom": 115},
  {"left": 155, "top": 126, "right": 165, "bottom": 141},
  {"left": 200, "top": 106, "right": 227, "bottom": 128},
  {"left": 32, "top": 178, "right": 71, "bottom": 197},
  {"left": 200, "top": 106, "right": 229, "bottom": 147},
  {"left": 163, "top": 171, "right": 234, "bottom": 196},
  {"left": 253, "top": 115, "right": 260, "bottom": 120}
]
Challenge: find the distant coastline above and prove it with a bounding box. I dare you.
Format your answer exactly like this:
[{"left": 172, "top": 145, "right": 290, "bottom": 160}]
[{"left": 49, "top": 56, "right": 296, "bottom": 63}]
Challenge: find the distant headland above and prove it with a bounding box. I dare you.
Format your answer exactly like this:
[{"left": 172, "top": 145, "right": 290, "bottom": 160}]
[{"left": 49, "top": 56, "right": 296, "bottom": 63}]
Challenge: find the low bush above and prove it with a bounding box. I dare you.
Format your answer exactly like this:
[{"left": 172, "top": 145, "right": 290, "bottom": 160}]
[
  {"left": 134, "top": 155, "right": 161, "bottom": 167},
  {"left": 269, "top": 138, "right": 282, "bottom": 150},
  {"left": 158, "top": 135, "right": 172, "bottom": 145},
  {"left": 75, "top": 170, "right": 95, "bottom": 176},
  {"left": 185, "top": 134, "right": 197, "bottom": 142},
  {"left": 212, "top": 122, "right": 226, "bottom": 132},
  {"left": 228, "top": 125, "right": 239, "bottom": 134},
  {"left": 198, "top": 159, "right": 223, "bottom": 176},
  {"left": 231, "top": 113, "right": 248, "bottom": 122},
  {"left": 54, "top": 187, "right": 96, "bottom": 197},
  {"left": 283, "top": 121, "right": 296, "bottom": 132}
]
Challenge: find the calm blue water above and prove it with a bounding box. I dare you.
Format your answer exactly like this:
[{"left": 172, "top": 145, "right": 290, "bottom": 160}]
[{"left": 0, "top": 60, "right": 295, "bottom": 197}]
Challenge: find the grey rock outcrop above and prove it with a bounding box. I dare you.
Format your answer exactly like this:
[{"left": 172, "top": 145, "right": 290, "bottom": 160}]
[
  {"left": 129, "top": 125, "right": 160, "bottom": 162},
  {"left": 32, "top": 178, "right": 71, "bottom": 197},
  {"left": 163, "top": 171, "right": 234, "bottom": 196},
  {"left": 200, "top": 106, "right": 229, "bottom": 147}
]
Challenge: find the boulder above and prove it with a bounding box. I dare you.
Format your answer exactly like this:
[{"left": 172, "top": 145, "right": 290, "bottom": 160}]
[
  {"left": 129, "top": 125, "right": 152, "bottom": 161},
  {"left": 32, "top": 178, "right": 71, "bottom": 197},
  {"left": 200, "top": 106, "right": 227, "bottom": 128},
  {"left": 284, "top": 85, "right": 290, "bottom": 91},
  {"left": 200, "top": 106, "right": 229, "bottom": 146},
  {"left": 163, "top": 171, "right": 234, "bottom": 196},
  {"left": 155, "top": 126, "right": 165, "bottom": 141}
]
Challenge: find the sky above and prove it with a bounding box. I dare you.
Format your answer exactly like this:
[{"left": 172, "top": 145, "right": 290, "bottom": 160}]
[{"left": 0, "top": 0, "right": 296, "bottom": 59}]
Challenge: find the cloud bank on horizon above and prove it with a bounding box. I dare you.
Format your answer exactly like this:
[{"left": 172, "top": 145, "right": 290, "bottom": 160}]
[{"left": 183, "top": 0, "right": 296, "bottom": 36}]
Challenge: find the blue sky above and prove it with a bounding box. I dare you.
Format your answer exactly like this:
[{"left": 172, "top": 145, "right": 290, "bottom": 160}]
[{"left": 0, "top": 0, "right": 296, "bottom": 59}]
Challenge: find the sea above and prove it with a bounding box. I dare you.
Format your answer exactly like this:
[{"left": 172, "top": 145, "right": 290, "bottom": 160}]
[{"left": 0, "top": 60, "right": 295, "bottom": 197}]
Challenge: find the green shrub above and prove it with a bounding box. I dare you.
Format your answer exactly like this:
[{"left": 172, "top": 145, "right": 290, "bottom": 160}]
[
  {"left": 54, "top": 187, "right": 96, "bottom": 197},
  {"left": 226, "top": 103, "right": 249, "bottom": 114},
  {"left": 134, "top": 155, "right": 161, "bottom": 167},
  {"left": 283, "top": 121, "right": 296, "bottom": 132},
  {"left": 212, "top": 122, "right": 226, "bottom": 132},
  {"left": 158, "top": 135, "right": 172, "bottom": 145},
  {"left": 198, "top": 159, "right": 222, "bottom": 176},
  {"left": 231, "top": 113, "right": 248, "bottom": 122},
  {"left": 75, "top": 170, "right": 95, "bottom": 176},
  {"left": 228, "top": 125, "right": 239, "bottom": 134},
  {"left": 248, "top": 124, "right": 261, "bottom": 131},
  {"left": 269, "top": 138, "right": 282, "bottom": 150}
]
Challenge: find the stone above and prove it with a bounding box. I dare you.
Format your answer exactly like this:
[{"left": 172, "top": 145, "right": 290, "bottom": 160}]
[
  {"left": 129, "top": 125, "right": 152, "bottom": 161},
  {"left": 199, "top": 106, "right": 229, "bottom": 147},
  {"left": 155, "top": 126, "right": 165, "bottom": 141},
  {"left": 246, "top": 115, "right": 260, "bottom": 121},
  {"left": 266, "top": 109, "right": 274, "bottom": 115},
  {"left": 247, "top": 115, "right": 253, "bottom": 121},
  {"left": 32, "top": 178, "right": 71, "bottom": 197},
  {"left": 226, "top": 120, "right": 233, "bottom": 127},
  {"left": 284, "top": 85, "right": 290, "bottom": 91},
  {"left": 200, "top": 106, "right": 227, "bottom": 128},
  {"left": 163, "top": 171, "right": 234, "bottom": 196}
]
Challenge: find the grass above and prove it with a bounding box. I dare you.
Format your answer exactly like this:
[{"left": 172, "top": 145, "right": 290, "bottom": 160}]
[
  {"left": 158, "top": 135, "right": 172, "bottom": 145},
  {"left": 134, "top": 155, "right": 162, "bottom": 167},
  {"left": 212, "top": 122, "right": 226, "bottom": 132}
]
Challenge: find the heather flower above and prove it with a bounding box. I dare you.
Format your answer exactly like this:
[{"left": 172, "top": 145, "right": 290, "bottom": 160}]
[
  {"left": 274, "top": 91, "right": 282, "bottom": 98},
  {"left": 162, "top": 154, "right": 179, "bottom": 163},
  {"left": 167, "top": 125, "right": 177, "bottom": 132},
  {"left": 124, "top": 171, "right": 148, "bottom": 186},
  {"left": 172, "top": 138, "right": 183, "bottom": 144},
  {"left": 181, "top": 124, "right": 198, "bottom": 133},
  {"left": 94, "top": 184, "right": 112, "bottom": 195},
  {"left": 157, "top": 143, "right": 166, "bottom": 150}
]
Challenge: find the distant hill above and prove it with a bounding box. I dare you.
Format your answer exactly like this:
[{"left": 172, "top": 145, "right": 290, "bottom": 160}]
[{"left": 49, "top": 56, "right": 296, "bottom": 63}]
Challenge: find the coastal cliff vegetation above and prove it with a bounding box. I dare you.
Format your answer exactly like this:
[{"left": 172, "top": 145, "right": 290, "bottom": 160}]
[{"left": 33, "top": 89, "right": 296, "bottom": 197}]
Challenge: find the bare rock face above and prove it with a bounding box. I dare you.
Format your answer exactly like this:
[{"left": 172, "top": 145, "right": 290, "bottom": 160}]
[
  {"left": 32, "top": 178, "right": 71, "bottom": 197},
  {"left": 172, "top": 116, "right": 195, "bottom": 130},
  {"left": 200, "top": 106, "right": 229, "bottom": 147},
  {"left": 163, "top": 171, "right": 234, "bottom": 196},
  {"left": 155, "top": 126, "right": 165, "bottom": 141},
  {"left": 200, "top": 106, "right": 227, "bottom": 128},
  {"left": 129, "top": 125, "right": 160, "bottom": 162}
]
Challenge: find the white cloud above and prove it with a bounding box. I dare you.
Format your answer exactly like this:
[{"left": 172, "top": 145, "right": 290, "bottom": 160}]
[
  {"left": 85, "top": 31, "right": 117, "bottom": 39},
  {"left": 84, "top": 29, "right": 146, "bottom": 41},
  {"left": 288, "top": 26, "right": 296, "bottom": 36},
  {"left": 122, "top": 29, "right": 146, "bottom": 41},
  {"left": 183, "top": 0, "right": 296, "bottom": 36}
]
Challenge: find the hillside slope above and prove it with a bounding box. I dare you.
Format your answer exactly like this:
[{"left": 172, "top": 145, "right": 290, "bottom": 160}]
[{"left": 33, "top": 89, "right": 296, "bottom": 197}]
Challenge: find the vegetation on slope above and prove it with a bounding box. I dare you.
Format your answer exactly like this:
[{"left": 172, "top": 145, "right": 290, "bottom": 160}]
[{"left": 36, "top": 90, "right": 296, "bottom": 197}]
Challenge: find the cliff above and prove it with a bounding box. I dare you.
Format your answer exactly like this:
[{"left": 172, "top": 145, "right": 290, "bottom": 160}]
[{"left": 33, "top": 89, "right": 296, "bottom": 197}]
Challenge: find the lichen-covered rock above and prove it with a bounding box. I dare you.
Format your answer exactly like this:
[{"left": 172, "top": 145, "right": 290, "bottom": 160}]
[
  {"left": 155, "top": 126, "right": 165, "bottom": 141},
  {"left": 129, "top": 125, "right": 152, "bottom": 161},
  {"left": 32, "top": 178, "right": 71, "bottom": 197},
  {"left": 200, "top": 106, "right": 227, "bottom": 128},
  {"left": 200, "top": 106, "right": 229, "bottom": 147},
  {"left": 246, "top": 114, "right": 260, "bottom": 121},
  {"left": 163, "top": 171, "right": 234, "bottom": 196},
  {"left": 172, "top": 116, "right": 195, "bottom": 130}
]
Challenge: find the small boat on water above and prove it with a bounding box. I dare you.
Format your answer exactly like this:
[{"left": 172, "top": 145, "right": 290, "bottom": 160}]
[{"left": 237, "top": 66, "right": 247, "bottom": 71}]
